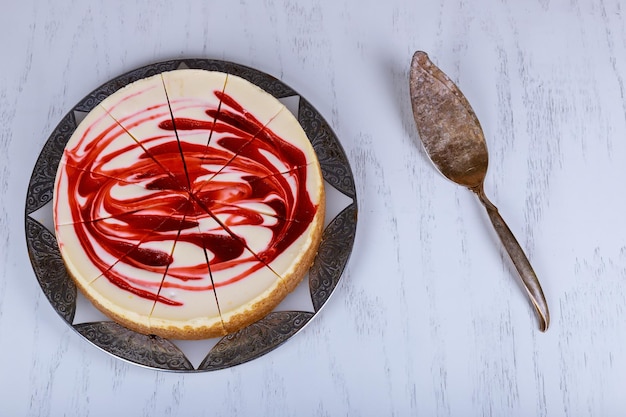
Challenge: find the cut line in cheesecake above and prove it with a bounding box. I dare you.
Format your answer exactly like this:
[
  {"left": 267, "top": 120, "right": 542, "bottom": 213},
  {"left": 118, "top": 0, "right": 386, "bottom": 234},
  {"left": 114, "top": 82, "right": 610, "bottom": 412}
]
[
  {"left": 160, "top": 76, "right": 191, "bottom": 190},
  {"left": 100, "top": 106, "right": 190, "bottom": 193},
  {"left": 160, "top": 70, "right": 228, "bottom": 193},
  {"left": 149, "top": 212, "right": 186, "bottom": 311},
  {"left": 193, "top": 220, "right": 227, "bottom": 332},
  {"left": 99, "top": 75, "right": 191, "bottom": 192}
]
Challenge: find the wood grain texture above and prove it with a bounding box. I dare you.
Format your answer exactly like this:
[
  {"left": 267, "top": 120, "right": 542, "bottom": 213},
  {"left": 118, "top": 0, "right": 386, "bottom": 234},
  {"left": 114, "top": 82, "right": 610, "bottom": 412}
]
[{"left": 2, "top": 0, "right": 626, "bottom": 415}]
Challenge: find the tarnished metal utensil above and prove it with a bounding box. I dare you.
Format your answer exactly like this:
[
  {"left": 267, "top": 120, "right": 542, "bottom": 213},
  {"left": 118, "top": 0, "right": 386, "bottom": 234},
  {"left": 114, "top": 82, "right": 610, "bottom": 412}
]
[{"left": 409, "top": 51, "right": 549, "bottom": 331}]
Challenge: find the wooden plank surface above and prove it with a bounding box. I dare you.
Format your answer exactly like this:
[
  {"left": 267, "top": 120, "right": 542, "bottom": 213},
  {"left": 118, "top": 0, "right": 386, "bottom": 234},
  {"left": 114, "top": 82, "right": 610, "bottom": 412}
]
[{"left": 2, "top": 0, "right": 626, "bottom": 415}]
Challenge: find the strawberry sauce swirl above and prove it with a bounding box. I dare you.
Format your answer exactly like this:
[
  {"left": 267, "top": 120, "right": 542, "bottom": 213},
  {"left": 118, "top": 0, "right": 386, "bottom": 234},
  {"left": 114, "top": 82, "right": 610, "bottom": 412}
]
[{"left": 59, "top": 89, "right": 317, "bottom": 306}]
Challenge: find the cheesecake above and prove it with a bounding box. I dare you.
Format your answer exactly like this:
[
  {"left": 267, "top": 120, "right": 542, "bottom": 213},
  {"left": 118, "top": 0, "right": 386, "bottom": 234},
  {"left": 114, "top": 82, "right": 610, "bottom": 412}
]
[{"left": 53, "top": 69, "right": 325, "bottom": 339}]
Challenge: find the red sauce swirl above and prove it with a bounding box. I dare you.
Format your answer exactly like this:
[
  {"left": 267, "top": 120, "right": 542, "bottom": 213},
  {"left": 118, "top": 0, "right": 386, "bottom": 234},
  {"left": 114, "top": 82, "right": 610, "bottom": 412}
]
[{"left": 57, "top": 88, "right": 318, "bottom": 306}]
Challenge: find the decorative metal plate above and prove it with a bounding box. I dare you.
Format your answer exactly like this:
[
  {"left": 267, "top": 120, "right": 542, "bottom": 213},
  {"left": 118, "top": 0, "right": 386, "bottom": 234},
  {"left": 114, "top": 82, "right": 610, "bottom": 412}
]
[{"left": 24, "top": 59, "right": 358, "bottom": 372}]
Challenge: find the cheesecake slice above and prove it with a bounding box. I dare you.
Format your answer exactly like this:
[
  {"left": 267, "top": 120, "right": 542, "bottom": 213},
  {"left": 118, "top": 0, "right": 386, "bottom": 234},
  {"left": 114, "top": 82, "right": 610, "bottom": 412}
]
[
  {"left": 99, "top": 75, "right": 189, "bottom": 190},
  {"left": 148, "top": 214, "right": 226, "bottom": 339}
]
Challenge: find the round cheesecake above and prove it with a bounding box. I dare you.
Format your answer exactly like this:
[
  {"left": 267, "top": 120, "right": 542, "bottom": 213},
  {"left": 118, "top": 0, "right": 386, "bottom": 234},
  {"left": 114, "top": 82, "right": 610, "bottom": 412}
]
[{"left": 53, "top": 69, "right": 325, "bottom": 339}]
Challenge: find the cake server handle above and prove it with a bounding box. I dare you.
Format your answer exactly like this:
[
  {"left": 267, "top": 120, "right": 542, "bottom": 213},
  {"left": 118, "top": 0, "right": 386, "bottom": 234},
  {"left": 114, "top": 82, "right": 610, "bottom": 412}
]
[{"left": 474, "top": 186, "right": 550, "bottom": 332}]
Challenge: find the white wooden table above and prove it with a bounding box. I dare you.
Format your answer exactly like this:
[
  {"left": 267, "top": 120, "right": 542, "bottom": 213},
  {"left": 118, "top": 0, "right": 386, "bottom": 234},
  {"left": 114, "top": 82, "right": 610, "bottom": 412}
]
[{"left": 2, "top": 0, "right": 626, "bottom": 415}]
